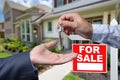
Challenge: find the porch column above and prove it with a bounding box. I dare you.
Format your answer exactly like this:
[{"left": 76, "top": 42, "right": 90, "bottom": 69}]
[{"left": 103, "top": 11, "right": 109, "bottom": 24}]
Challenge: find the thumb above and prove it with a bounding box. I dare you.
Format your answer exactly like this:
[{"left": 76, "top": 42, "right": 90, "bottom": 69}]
[{"left": 44, "top": 41, "right": 57, "bottom": 49}]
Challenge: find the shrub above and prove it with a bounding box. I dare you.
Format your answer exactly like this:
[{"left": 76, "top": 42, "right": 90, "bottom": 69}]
[
  {"left": 4, "top": 44, "right": 8, "bottom": 50},
  {"left": 0, "top": 45, "right": 5, "bottom": 52},
  {"left": 31, "top": 42, "right": 37, "bottom": 48},
  {"left": 0, "top": 38, "right": 7, "bottom": 43},
  {"left": 10, "top": 38, "right": 20, "bottom": 42},
  {"left": 22, "top": 46, "right": 30, "bottom": 52},
  {"left": 18, "top": 46, "right": 30, "bottom": 53},
  {"left": 43, "top": 39, "right": 52, "bottom": 43}
]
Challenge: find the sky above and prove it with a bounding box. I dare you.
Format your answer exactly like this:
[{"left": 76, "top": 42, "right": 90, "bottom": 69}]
[{"left": 0, "top": 0, "right": 52, "bottom": 21}]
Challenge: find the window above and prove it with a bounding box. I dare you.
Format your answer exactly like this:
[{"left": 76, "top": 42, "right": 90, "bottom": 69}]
[
  {"left": 92, "top": 19, "right": 102, "bottom": 24},
  {"left": 21, "top": 20, "right": 31, "bottom": 42},
  {"left": 57, "top": 0, "right": 63, "bottom": 7},
  {"left": 22, "top": 22, "right": 25, "bottom": 33},
  {"left": 54, "top": 0, "right": 63, "bottom": 8},
  {"left": 26, "top": 20, "right": 30, "bottom": 33},
  {"left": 47, "top": 22, "right": 52, "bottom": 32},
  {"left": 72, "top": 0, "right": 77, "bottom": 2},
  {"left": 86, "top": 16, "right": 103, "bottom": 24}
]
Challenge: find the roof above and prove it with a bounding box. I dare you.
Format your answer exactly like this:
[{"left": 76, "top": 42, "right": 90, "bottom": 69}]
[
  {"left": 24, "top": 5, "right": 52, "bottom": 13},
  {"left": 16, "top": 4, "right": 52, "bottom": 23},
  {"left": 32, "top": 13, "right": 51, "bottom": 24},
  {"left": 36, "top": 5, "right": 52, "bottom": 12},
  {"left": 43, "top": 0, "right": 120, "bottom": 20},
  {"left": 5, "top": 0, "right": 28, "bottom": 11}
]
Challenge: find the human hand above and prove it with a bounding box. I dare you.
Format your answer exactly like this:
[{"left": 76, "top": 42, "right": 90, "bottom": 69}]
[
  {"left": 58, "top": 13, "right": 93, "bottom": 39},
  {"left": 30, "top": 41, "right": 77, "bottom": 65}
]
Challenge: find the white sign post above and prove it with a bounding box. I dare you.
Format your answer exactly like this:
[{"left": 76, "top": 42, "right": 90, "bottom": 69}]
[
  {"left": 110, "top": 47, "right": 118, "bottom": 80},
  {"left": 110, "top": 19, "right": 118, "bottom": 80}
]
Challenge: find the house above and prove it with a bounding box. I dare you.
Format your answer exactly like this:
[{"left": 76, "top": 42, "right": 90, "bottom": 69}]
[
  {"left": 41, "top": 0, "right": 120, "bottom": 49},
  {"left": 16, "top": 5, "right": 52, "bottom": 43},
  {"left": 3, "top": 0, "right": 27, "bottom": 38},
  {"left": 0, "top": 21, "right": 4, "bottom": 38},
  {"left": 3, "top": 0, "right": 52, "bottom": 43}
]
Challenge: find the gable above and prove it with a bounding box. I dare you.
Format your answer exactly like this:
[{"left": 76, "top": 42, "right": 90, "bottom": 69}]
[{"left": 3, "top": 1, "right": 11, "bottom": 14}]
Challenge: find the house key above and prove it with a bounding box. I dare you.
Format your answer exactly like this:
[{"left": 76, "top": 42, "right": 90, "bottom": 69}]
[{"left": 57, "top": 24, "right": 64, "bottom": 51}]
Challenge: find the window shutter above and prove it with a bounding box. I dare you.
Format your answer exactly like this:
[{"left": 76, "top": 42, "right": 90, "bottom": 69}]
[
  {"left": 63, "top": 0, "right": 67, "bottom": 5},
  {"left": 54, "top": 0, "right": 57, "bottom": 8},
  {"left": 68, "top": 0, "right": 72, "bottom": 3}
]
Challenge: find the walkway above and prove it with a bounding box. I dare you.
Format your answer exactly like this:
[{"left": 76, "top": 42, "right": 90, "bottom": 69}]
[{"left": 39, "top": 62, "right": 72, "bottom": 80}]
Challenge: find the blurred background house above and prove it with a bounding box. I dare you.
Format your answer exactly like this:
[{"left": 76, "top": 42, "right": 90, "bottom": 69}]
[
  {"left": 3, "top": 0, "right": 52, "bottom": 43},
  {"left": 3, "top": 0, "right": 120, "bottom": 49},
  {"left": 3, "top": 0, "right": 27, "bottom": 39}
]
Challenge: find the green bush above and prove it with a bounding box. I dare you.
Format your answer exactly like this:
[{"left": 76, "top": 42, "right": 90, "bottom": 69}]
[
  {"left": 0, "top": 38, "right": 7, "bottom": 43},
  {"left": 43, "top": 39, "right": 52, "bottom": 43},
  {"left": 31, "top": 42, "right": 37, "bottom": 48},
  {"left": 18, "top": 46, "right": 30, "bottom": 53},
  {"left": 22, "top": 46, "right": 30, "bottom": 52},
  {"left": 0, "top": 38, "right": 31, "bottom": 53},
  {"left": 0, "top": 45, "right": 5, "bottom": 52},
  {"left": 63, "top": 73, "right": 84, "bottom": 80},
  {"left": 10, "top": 38, "right": 20, "bottom": 42}
]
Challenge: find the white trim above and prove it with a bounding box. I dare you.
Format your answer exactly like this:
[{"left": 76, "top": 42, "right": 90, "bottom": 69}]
[{"left": 29, "top": 19, "right": 33, "bottom": 42}]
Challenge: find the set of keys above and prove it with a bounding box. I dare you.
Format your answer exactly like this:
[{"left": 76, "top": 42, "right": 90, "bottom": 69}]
[
  {"left": 57, "top": 24, "right": 64, "bottom": 51},
  {"left": 56, "top": 24, "right": 90, "bottom": 51}
]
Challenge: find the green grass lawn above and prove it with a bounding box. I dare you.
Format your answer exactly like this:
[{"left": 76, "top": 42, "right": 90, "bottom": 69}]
[
  {"left": 0, "top": 52, "right": 12, "bottom": 58},
  {"left": 63, "top": 73, "right": 84, "bottom": 80}
]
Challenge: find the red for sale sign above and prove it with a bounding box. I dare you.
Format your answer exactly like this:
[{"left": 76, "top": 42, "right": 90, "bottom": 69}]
[{"left": 73, "top": 44, "right": 107, "bottom": 73}]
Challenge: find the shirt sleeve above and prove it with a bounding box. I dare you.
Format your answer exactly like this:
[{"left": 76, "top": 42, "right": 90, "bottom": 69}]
[
  {"left": 92, "top": 24, "right": 120, "bottom": 48},
  {"left": 0, "top": 52, "right": 38, "bottom": 80}
]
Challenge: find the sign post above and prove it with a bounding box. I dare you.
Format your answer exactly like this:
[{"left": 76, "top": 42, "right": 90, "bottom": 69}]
[{"left": 73, "top": 44, "right": 107, "bottom": 73}]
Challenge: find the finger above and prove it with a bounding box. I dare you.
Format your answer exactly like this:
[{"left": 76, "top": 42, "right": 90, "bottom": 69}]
[
  {"left": 64, "top": 27, "right": 74, "bottom": 35},
  {"left": 53, "top": 53, "right": 77, "bottom": 64},
  {"left": 61, "top": 20, "right": 75, "bottom": 28},
  {"left": 44, "top": 41, "right": 57, "bottom": 49},
  {"left": 64, "top": 30, "right": 73, "bottom": 35},
  {"left": 58, "top": 14, "right": 74, "bottom": 25}
]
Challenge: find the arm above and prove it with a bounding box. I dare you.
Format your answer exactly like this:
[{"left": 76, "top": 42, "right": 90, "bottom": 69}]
[
  {"left": 0, "top": 53, "right": 38, "bottom": 80},
  {"left": 58, "top": 13, "right": 120, "bottom": 48},
  {"left": 92, "top": 24, "right": 120, "bottom": 48},
  {"left": 0, "top": 41, "right": 77, "bottom": 80}
]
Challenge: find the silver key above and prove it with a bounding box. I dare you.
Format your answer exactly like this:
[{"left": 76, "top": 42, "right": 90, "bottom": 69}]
[{"left": 57, "top": 25, "right": 64, "bottom": 51}]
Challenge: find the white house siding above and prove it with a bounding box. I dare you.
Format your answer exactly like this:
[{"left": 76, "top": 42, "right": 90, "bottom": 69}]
[{"left": 43, "top": 19, "right": 59, "bottom": 38}]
